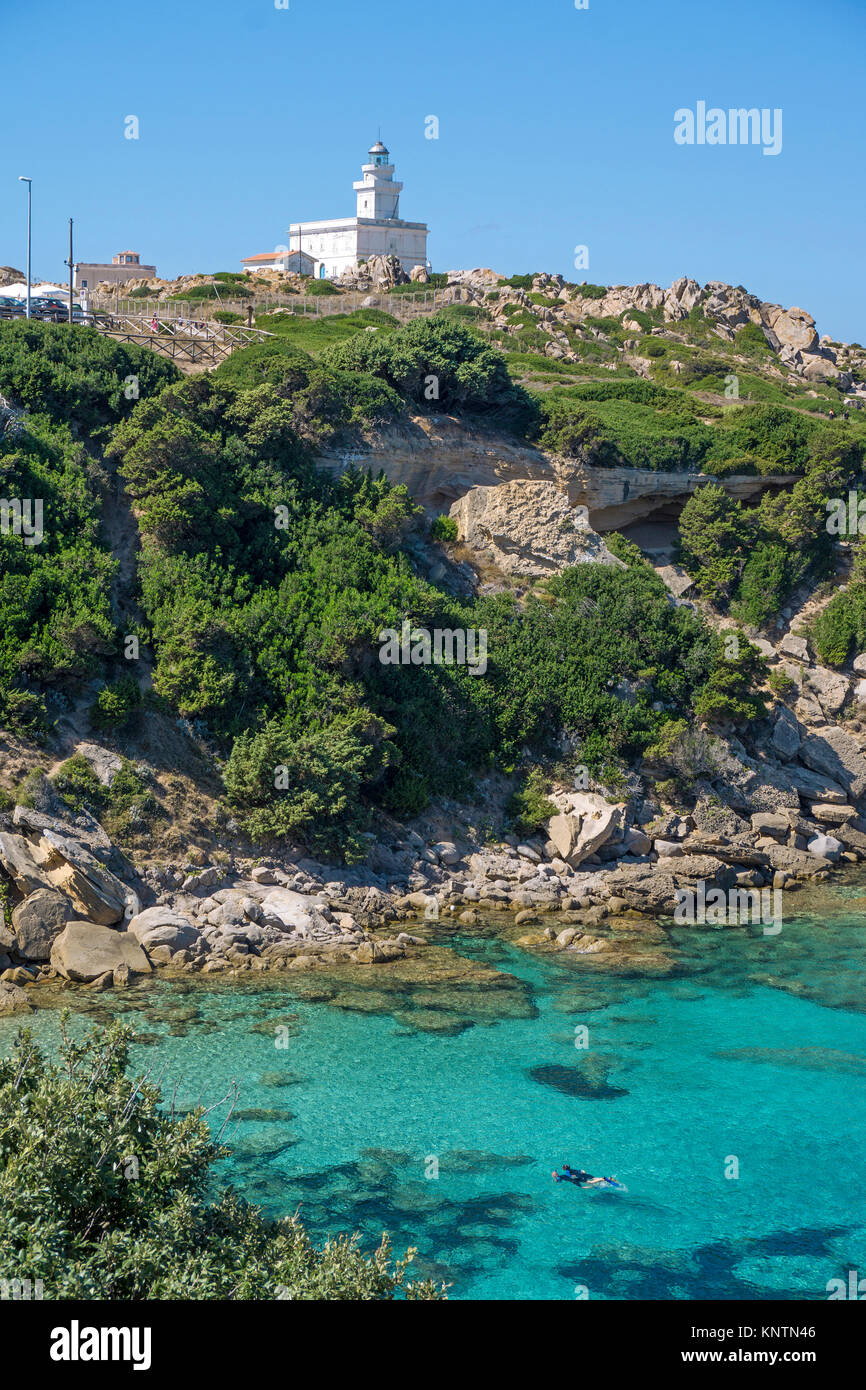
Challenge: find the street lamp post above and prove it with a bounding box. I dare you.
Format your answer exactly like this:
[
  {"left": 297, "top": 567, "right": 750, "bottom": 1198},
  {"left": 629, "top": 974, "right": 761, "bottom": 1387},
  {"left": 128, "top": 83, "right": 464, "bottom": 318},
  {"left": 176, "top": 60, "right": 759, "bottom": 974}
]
[
  {"left": 66, "top": 218, "right": 74, "bottom": 324},
  {"left": 18, "top": 177, "right": 32, "bottom": 320}
]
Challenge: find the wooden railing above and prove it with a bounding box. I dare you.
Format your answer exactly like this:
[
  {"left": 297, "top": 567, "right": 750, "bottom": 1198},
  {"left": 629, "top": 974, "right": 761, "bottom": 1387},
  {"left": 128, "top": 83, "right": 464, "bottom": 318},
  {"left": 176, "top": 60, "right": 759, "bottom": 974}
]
[{"left": 90, "top": 312, "right": 275, "bottom": 366}]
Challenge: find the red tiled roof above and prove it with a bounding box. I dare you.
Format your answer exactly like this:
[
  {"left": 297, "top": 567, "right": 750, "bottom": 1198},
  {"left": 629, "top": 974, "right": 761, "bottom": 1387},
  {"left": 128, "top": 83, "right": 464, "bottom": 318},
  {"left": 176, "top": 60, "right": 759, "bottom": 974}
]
[{"left": 241, "top": 250, "right": 315, "bottom": 263}]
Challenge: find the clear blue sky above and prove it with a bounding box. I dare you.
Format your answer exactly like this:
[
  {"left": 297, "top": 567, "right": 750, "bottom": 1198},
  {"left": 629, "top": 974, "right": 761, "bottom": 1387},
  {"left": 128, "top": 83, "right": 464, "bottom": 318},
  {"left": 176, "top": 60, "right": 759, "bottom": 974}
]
[{"left": 2, "top": 0, "right": 864, "bottom": 341}]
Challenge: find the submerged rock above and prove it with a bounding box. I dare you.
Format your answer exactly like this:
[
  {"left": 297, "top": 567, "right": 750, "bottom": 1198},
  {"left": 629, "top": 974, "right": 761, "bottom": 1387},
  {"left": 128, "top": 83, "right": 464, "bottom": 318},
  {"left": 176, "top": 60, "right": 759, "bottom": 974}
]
[
  {"left": 0, "top": 981, "right": 33, "bottom": 1015},
  {"left": 713, "top": 1047, "right": 866, "bottom": 1076},
  {"left": 529, "top": 1060, "right": 628, "bottom": 1100}
]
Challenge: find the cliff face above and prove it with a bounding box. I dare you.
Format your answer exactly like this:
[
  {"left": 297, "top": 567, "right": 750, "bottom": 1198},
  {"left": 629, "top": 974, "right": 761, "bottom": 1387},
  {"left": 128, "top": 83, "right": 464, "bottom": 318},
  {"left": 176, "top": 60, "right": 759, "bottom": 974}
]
[{"left": 318, "top": 416, "right": 798, "bottom": 578}]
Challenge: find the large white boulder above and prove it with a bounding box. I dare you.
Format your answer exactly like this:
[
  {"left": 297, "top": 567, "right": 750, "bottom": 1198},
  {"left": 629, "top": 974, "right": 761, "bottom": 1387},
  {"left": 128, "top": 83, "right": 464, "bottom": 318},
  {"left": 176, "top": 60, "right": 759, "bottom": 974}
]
[
  {"left": 806, "top": 834, "right": 843, "bottom": 861},
  {"left": 259, "top": 888, "right": 327, "bottom": 932},
  {"left": 51, "top": 922, "right": 152, "bottom": 982},
  {"left": 547, "top": 794, "right": 625, "bottom": 868},
  {"left": 127, "top": 907, "right": 200, "bottom": 952}
]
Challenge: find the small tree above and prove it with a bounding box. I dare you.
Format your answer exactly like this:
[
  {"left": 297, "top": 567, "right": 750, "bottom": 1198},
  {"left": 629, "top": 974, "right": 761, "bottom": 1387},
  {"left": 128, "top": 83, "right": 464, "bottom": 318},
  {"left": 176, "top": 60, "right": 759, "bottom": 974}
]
[
  {"left": 89, "top": 676, "right": 142, "bottom": 731},
  {"left": 678, "top": 484, "right": 748, "bottom": 603}
]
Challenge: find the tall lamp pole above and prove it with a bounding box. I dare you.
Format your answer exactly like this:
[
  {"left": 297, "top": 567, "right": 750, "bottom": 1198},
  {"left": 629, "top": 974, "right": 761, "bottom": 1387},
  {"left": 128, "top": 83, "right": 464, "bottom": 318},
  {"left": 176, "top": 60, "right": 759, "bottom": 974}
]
[
  {"left": 66, "top": 218, "right": 74, "bottom": 324},
  {"left": 18, "top": 177, "right": 32, "bottom": 319}
]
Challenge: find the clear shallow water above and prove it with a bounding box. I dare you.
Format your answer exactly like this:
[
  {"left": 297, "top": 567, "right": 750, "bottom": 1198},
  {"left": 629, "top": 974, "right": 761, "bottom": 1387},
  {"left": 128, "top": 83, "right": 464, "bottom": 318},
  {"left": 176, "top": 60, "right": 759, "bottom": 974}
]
[{"left": 3, "top": 883, "right": 866, "bottom": 1300}]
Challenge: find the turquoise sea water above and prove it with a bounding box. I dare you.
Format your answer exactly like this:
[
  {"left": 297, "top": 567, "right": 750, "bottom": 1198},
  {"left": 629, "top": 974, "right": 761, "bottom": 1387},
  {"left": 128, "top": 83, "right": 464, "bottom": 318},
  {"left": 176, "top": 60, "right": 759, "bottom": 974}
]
[{"left": 3, "top": 882, "right": 866, "bottom": 1301}]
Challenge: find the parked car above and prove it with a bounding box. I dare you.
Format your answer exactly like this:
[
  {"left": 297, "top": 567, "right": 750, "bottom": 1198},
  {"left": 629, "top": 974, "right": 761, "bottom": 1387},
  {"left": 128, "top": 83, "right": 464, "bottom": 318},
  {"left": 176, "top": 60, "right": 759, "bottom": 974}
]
[
  {"left": 0, "top": 298, "right": 26, "bottom": 318},
  {"left": 33, "top": 297, "right": 71, "bottom": 322}
]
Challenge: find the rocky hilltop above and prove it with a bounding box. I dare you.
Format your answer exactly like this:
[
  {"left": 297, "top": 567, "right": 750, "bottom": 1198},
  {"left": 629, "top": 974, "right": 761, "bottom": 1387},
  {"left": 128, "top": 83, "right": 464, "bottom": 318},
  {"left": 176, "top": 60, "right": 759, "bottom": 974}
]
[{"left": 446, "top": 269, "right": 865, "bottom": 394}]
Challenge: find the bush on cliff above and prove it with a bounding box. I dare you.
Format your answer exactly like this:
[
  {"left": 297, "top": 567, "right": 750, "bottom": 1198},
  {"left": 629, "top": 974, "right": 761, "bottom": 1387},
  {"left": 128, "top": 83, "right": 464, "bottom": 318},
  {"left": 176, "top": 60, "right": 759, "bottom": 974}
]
[
  {"left": 678, "top": 432, "right": 862, "bottom": 624},
  {"left": 0, "top": 320, "right": 178, "bottom": 435},
  {"left": 321, "top": 314, "right": 538, "bottom": 431}
]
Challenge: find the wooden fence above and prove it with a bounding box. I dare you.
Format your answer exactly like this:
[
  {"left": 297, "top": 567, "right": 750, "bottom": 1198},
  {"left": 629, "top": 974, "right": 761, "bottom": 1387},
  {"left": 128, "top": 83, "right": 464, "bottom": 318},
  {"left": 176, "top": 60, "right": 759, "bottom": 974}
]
[{"left": 88, "top": 285, "right": 463, "bottom": 325}]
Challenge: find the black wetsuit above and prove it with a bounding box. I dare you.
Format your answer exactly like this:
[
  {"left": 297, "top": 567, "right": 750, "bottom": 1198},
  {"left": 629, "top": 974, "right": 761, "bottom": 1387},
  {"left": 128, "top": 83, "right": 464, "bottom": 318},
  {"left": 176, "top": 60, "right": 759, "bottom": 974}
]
[{"left": 557, "top": 1166, "right": 593, "bottom": 1185}]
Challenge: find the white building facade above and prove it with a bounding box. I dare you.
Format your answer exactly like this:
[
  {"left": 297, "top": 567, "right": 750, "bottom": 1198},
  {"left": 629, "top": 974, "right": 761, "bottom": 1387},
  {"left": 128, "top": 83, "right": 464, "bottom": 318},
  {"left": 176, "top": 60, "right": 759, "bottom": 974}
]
[{"left": 288, "top": 141, "right": 428, "bottom": 279}]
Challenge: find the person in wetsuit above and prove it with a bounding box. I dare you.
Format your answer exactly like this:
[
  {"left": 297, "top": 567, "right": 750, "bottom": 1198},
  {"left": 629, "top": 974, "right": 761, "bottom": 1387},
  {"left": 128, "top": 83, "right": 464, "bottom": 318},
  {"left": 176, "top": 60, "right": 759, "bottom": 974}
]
[{"left": 552, "top": 1165, "right": 593, "bottom": 1185}]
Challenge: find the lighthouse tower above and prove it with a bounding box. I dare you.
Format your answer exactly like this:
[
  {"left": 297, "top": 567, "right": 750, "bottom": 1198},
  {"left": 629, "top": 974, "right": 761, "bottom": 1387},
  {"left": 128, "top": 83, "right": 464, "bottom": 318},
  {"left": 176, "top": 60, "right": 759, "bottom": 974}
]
[
  {"left": 286, "top": 137, "right": 429, "bottom": 280},
  {"left": 353, "top": 141, "right": 402, "bottom": 221}
]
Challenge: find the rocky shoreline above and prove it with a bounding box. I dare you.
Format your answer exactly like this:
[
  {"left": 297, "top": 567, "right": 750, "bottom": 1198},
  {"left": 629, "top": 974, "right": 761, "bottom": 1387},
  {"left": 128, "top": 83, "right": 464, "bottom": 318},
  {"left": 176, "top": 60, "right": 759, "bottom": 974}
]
[{"left": 3, "top": 629, "right": 866, "bottom": 1014}]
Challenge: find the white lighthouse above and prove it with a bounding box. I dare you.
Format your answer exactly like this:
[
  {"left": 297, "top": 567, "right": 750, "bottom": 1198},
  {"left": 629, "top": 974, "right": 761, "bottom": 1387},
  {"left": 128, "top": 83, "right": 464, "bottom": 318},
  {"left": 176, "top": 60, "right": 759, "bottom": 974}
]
[{"left": 288, "top": 140, "right": 429, "bottom": 280}]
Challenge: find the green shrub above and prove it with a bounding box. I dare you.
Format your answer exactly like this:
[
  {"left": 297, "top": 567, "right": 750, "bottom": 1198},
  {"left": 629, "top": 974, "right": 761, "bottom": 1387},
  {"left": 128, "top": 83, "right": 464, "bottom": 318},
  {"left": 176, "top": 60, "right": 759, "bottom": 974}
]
[
  {"left": 812, "top": 594, "right": 856, "bottom": 667},
  {"left": 0, "top": 686, "right": 49, "bottom": 737},
  {"left": 622, "top": 309, "right": 654, "bottom": 332},
  {"left": 388, "top": 274, "right": 448, "bottom": 295},
  {"left": 643, "top": 718, "right": 721, "bottom": 784},
  {"left": 537, "top": 400, "right": 609, "bottom": 461},
  {"left": 321, "top": 314, "right": 538, "bottom": 431},
  {"left": 0, "top": 319, "right": 178, "bottom": 433},
  {"left": 52, "top": 754, "right": 106, "bottom": 812},
  {"left": 305, "top": 279, "right": 341, "bottom": 297},
  {"left": 691, "top": 635, "right": 767, "bottom": 724},
  {"left": 767, "top": 668, "right": 797, "bottom": 699},
  {"left": 89, "top": 676, "right": 142, "bottom": 731},
  {"left": 734, "top": 322, "right": 771, "bottom": 356},
  {"left": 171, "top": 283, "right": 252, "bottom": 301},
  {"left": 224, "top": 711, "right": 395, "bottom": 862},
  {"left": 678, "top": 485, "right": 748, "bottom": 601},
  {"left": 640, "top": 338, "right": 666, "bottom": 358},
  {"left": 430, "top": 515, "right": 458, "bottom": 542},
  {"left": 497, "top": 274, "right": 538, "bottom": 290},
  {"left": 507, "top": 768, "right": 555, "bottom": 834}
]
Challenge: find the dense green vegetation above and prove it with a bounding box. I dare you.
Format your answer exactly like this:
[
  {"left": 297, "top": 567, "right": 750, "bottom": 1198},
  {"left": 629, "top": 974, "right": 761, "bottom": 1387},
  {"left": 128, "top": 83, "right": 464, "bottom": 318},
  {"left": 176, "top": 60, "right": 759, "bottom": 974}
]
[
  {"left": 678, "top": 426, "right": 862, "bottom": 625},
  {"left": 0, "top": 324, "right": 178, "bottom": 735},
  {"left": 0, "top": 1023, "right": 441, "bottom": 1299},
  {"left": 0, "top": 316, "right": 791, "bottom": 858},
  {"left": 171, "top": 283, "right": 253, "bottom": 302},
  {"left": 321, "top": 314, "right": 538, "bottom": 429},
  {"left": 0, "top": 320, "right": 177, "bottom": 437},
  {"left": 811, "top": 541, "right": 866, "bottom": 667},
  {"left": 253, "top": 307, "right": 398, "bottom": 357},
  {"left": 537, "top": 381, "right": 856, "bottom": 477},
  {"left": 388, "top": 273, "right": 449, "bottom": 294}
]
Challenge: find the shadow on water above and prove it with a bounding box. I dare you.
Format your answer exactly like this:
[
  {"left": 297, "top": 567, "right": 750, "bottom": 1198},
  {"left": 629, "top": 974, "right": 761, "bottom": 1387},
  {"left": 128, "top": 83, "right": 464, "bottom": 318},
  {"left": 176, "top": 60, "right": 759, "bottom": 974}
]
[
  {"left": 219, "top": 1146, "right": 541, "bottom": 1291},
  {"left": 559, "top": 1224, "right": 855, "bottom": 1301}
]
